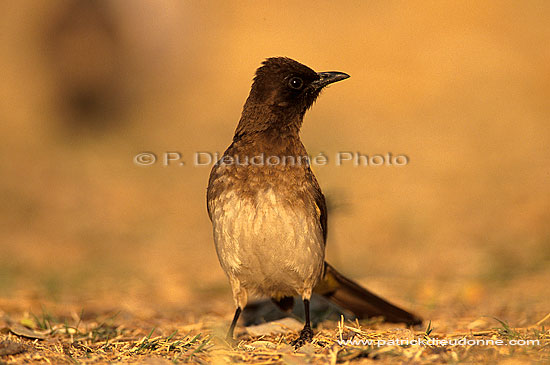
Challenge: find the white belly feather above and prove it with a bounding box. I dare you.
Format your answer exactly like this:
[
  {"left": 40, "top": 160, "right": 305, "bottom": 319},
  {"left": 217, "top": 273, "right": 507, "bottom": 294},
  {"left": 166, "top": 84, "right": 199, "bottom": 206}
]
[{"left": 211, "top": 188, "right": 324, "bottom": 299}]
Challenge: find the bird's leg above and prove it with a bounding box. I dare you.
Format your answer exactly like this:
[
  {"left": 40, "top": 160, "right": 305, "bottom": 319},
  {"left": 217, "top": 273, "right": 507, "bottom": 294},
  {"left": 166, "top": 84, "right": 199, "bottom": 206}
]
[
  {"left": 226, "top": 307, "right": 242, "bottom": 343},
  {"left": 291, "top": 299, "right": 314, "bottom": 348}
]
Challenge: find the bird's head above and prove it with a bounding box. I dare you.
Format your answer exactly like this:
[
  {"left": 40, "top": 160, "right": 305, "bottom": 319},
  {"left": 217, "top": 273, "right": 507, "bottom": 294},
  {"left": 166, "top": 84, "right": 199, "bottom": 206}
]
[
  {"left": 251, "top": 57, "right": 350, "bottom": 113},
  {"left": 236, "top": 57, "right": 349, "bottom": 136}
]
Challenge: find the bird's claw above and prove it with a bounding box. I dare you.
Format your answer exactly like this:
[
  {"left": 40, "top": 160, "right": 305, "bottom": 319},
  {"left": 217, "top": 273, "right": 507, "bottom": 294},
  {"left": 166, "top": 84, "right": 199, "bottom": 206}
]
[{"left": 291, "top": 326, "right": 314, "bottom": 349}]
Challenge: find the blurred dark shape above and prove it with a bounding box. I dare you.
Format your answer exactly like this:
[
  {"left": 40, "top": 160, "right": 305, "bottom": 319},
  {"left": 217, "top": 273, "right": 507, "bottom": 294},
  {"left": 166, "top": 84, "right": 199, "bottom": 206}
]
[
  {"left": 324, "top": 190, "right": 352, "bottom": 216},
  {"left": 242, "top": 294, "right": 356, "bottom": 327},
  {"left": 44, "top": 0, "right": 129, "bottom": 130}
]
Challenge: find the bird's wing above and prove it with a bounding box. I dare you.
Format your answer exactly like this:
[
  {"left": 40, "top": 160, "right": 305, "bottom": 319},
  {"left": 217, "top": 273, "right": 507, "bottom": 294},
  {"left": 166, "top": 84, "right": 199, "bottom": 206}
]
[
  {"left": 206, "top": 163, "right": 222, "bottom": 222},
  {"left": 306, "top": 167, "right": 327, "bottom": 244}
]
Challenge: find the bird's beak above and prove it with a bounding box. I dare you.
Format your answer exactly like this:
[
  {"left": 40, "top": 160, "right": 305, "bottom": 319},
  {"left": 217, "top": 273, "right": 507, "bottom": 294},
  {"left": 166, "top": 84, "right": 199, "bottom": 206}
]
[{"left": 312, "top": 71, "right": 350, "bottom": 89}]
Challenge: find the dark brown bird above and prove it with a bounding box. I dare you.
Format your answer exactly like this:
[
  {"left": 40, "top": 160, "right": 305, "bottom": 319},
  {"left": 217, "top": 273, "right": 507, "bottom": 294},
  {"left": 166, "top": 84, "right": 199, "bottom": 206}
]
[{"left": 207, "top": 57, "right": 421, "bottom": 347}]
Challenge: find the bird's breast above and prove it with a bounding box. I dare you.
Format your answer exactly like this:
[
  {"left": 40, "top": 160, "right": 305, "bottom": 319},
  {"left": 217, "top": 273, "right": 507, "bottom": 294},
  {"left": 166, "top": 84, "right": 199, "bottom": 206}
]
[{"left": 209, "top": 174, "right": 325, "bottom": 296}]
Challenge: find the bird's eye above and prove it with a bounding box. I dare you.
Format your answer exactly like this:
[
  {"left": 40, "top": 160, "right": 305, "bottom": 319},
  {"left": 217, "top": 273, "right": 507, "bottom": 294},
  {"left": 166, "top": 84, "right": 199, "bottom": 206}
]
[{"left": 288, "top": 77, "right": 303, "bottom": 90}]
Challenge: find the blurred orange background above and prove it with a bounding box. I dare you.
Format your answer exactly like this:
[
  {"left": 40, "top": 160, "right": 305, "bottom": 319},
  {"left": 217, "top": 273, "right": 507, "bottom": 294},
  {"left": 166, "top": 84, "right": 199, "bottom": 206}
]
[{"left": 1, "top": 1, "right": 548, "bottom": 325}]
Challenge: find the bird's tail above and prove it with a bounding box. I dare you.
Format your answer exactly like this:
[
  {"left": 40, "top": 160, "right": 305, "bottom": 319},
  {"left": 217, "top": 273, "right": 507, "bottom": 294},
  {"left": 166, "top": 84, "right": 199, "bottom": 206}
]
[{"left": 314, "top": 262, "right": 422, "bottom": 326}]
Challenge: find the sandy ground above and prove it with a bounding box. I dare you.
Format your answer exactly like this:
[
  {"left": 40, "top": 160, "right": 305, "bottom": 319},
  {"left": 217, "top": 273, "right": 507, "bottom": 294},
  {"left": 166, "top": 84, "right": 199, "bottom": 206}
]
[{"left": 1, "top": 1, "right": 549, "bottom": 363}]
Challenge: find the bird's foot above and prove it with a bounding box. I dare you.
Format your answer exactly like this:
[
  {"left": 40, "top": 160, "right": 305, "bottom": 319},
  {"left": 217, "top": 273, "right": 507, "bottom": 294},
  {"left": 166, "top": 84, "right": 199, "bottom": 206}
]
[{"left": 291, "top": 326, "right": 314, "bottom": 349}]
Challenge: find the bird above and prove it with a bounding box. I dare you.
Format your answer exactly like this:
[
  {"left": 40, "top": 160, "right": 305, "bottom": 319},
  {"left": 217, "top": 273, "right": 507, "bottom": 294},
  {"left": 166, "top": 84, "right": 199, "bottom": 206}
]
[{"left": 206, "top": 57, "right": 421, "bottom": 347}]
